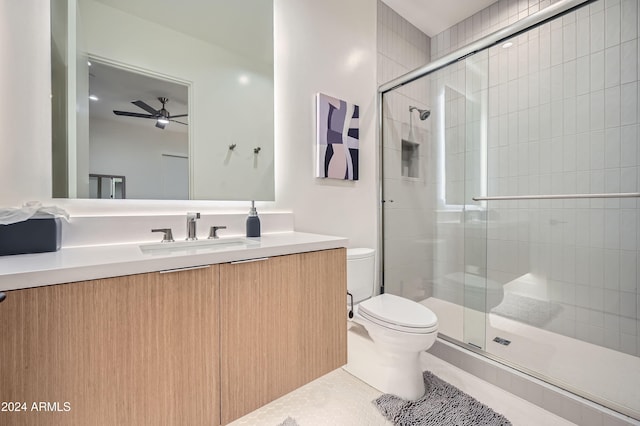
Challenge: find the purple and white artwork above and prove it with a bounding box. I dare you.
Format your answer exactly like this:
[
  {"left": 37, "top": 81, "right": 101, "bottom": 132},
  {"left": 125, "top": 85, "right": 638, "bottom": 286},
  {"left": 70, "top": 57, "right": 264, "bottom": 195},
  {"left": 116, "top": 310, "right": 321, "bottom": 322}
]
[{"left": 316, "top": 93, "right": 359, "bottom": 180}]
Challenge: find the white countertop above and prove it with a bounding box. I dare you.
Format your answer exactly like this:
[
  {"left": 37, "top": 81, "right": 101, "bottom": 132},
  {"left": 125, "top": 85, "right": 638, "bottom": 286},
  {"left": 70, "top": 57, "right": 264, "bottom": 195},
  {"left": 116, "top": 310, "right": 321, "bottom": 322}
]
[{"left": 0, "top": 232, "right": 348, "bottom": 292}]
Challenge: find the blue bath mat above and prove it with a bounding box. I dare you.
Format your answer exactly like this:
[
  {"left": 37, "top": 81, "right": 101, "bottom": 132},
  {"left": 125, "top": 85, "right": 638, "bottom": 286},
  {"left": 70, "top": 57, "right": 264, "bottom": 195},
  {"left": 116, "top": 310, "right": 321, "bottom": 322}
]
[{"left": 373, "top": 371, "right": 512, "bottom": 426}]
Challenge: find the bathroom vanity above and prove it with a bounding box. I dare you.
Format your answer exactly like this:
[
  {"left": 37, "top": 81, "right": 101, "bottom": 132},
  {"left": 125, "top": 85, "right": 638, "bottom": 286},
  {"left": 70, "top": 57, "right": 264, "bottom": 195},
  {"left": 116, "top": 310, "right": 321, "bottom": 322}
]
[{"left": 0, "top": 233, "right": 347, "bottom": 426}]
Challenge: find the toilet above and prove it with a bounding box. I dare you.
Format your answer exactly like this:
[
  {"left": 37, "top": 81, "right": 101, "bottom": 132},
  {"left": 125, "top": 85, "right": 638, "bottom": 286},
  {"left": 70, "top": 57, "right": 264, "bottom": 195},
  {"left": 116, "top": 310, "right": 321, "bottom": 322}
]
[{"left": 344, "top": 248, "right": 438, "bottom": 400}]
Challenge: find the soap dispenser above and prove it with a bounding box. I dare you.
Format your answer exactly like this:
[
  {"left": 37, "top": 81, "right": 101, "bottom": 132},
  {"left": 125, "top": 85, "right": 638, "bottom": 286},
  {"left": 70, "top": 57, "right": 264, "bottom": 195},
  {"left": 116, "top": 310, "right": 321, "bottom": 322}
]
[{"left": 246, "top": 200, "right": 261, "bottom": 238}]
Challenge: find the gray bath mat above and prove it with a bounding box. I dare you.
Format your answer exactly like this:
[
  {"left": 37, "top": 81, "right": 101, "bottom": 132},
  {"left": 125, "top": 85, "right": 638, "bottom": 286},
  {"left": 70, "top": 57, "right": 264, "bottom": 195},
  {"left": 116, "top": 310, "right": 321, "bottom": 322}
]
[
  {"left": 373, "top": 371, "right": 511, "bottom": 426},
  {"left": 276, "top": 417, "right": 299, "bottom": 426},
  {"left": 491, "top": 292, "right": 563, "bottom": 327}
]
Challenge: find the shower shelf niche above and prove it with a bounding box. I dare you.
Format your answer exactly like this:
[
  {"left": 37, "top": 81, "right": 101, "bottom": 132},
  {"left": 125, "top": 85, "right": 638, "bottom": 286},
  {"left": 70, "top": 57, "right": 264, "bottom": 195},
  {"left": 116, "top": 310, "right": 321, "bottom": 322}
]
[{"left": 401, "top": 139, "right": 420, "bottom": 178}]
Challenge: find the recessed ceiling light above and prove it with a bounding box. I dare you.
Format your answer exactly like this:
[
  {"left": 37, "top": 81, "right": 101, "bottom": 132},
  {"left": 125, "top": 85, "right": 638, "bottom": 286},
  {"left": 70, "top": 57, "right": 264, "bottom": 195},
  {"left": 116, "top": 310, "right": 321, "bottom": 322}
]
[
  {"left": 87, "top": 60, "right": 92, "bottom": 66},
  {"left": 502, "top": 42, "right": 513, "bottom": 49},
  {"left": 238, "top": 74, "right": 250, "bottom": 85},
  {"left": 89, "top": 94, "right": 99, "bottom": 101}
]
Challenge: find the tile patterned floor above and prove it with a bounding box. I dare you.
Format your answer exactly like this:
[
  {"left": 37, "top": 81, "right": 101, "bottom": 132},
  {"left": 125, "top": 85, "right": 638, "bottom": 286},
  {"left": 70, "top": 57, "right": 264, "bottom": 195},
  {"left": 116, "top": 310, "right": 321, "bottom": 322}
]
[
  {"left": 228, "top": 366, "right": 391, "bottom": 426},
  {"left": 228, "top": 351, "right": 575, "bottom": 426}
]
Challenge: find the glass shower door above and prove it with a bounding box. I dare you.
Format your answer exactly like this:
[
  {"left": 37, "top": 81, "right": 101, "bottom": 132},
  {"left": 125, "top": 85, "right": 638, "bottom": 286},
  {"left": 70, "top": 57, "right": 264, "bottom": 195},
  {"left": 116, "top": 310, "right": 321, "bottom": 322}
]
[
  {"left": 381, "top": 48, "right": 489, "bottom": 350},
  {"left": 480, "top": 4, "right": 640, "bottom": 417},
  {"left": 381, "top": 0, "right": 640, "bottom": 418}
]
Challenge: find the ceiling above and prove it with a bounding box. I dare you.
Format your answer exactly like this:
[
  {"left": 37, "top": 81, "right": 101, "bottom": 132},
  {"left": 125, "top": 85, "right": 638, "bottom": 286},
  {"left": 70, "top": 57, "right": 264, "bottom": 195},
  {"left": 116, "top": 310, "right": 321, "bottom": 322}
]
[
  {"left": 381, "top": 0, "right": 498, "bottom": 37},
  {"left": 94, "top": 0, "right": 273, "bottom": 65}
]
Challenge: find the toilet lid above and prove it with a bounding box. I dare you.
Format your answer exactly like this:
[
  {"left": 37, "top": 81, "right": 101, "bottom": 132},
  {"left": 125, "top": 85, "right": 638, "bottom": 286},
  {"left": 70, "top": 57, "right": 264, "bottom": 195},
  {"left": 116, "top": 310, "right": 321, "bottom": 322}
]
[
  {"left": 347, "top": 247, "right": 375, "bottom": 259},
  {"left": 358, "top": 293, "right": 438, "bottom": 334}
]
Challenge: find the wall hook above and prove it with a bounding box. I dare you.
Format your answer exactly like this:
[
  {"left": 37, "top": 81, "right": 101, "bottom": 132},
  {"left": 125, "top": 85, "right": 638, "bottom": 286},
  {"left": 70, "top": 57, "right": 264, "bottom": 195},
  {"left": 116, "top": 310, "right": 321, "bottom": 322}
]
[
  {"left": 253, "top": 147, "right": 261, "bottom": 154},
  {"left": 228, "top": 143, "right": 237, "bottom": 151}
]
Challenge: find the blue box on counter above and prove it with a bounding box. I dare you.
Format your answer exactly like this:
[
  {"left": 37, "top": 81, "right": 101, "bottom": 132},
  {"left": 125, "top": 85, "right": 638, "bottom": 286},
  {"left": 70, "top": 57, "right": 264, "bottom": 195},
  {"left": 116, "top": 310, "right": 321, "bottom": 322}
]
[{"left": 0, "top": 215, "right": 62, "bottom": 256}]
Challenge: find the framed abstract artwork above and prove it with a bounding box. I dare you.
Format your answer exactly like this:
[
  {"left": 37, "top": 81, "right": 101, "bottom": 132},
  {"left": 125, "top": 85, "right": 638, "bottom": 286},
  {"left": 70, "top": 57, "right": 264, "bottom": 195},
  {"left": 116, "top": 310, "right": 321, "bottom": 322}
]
[{"left": 316, "top": 93, "right": 359, "bottom": 180}]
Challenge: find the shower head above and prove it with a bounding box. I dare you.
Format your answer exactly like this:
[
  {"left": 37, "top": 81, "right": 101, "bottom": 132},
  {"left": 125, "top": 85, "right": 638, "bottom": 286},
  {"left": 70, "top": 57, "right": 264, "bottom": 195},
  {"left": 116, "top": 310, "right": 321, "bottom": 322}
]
[{"left": 409, "top": 106, "right": 430, "bottom": 120}]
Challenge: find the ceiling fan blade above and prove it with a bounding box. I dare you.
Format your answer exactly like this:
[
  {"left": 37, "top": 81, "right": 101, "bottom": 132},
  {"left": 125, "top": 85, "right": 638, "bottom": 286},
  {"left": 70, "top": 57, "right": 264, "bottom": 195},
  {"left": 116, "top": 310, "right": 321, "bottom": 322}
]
[
  {"left": 113, "top": 110, "right": 155, "bottom": 118},
  {"left": 169, "top": 114, "right": 188, "bottom": 118},
  {"left": 170, "top": 119, "right": 188, "bottom": 125},
  {"left": 155, "top": 121, "right": 166, "bottom": 129},
  {"left": 132, "top": 100, "right": 159, "bottom": 115}
]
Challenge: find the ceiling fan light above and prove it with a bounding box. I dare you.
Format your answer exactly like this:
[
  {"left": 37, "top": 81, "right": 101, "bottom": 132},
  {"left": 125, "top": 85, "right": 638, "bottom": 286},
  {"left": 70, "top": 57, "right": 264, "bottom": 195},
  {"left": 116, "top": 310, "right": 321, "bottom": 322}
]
[{"left": 157, "top": 117, "right": 170, "bottom": 124}]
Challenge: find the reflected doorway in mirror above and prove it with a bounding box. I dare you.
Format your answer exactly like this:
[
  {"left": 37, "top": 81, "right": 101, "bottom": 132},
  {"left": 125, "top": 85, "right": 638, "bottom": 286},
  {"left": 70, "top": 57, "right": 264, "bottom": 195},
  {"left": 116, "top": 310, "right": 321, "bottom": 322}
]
[{"left": 89, "top": 174, "right": 126, "bottom": 199}]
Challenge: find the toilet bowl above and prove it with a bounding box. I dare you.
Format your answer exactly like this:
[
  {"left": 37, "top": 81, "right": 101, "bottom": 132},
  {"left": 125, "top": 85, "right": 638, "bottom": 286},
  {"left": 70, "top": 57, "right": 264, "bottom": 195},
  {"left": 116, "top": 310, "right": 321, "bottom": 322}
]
[{"left": 344, "top": 248, "right": 438, "bottom": 400}]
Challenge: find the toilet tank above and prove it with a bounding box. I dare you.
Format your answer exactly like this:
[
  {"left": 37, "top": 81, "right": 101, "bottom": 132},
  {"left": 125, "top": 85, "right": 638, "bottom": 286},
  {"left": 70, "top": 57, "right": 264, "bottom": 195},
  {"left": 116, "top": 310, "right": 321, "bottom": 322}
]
[{"left": 347, "top": 248, "right": 376, "bottom": 303}]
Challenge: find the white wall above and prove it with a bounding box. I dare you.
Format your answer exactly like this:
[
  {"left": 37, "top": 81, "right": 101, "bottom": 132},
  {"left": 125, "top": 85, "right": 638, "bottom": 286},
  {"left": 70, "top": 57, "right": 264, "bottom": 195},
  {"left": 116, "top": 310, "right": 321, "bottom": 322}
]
[
  {"left": 89, "top": 118, "right": 188, "bottom": 199},
  {"left": 0, "top": 0, "right": 51, "bottom": 206},
  {"left": 273, "top": 0, "right": 378, "bottom": 249},
  {"left": 0, "top": 0, "right": 379, "bottom": 251}
]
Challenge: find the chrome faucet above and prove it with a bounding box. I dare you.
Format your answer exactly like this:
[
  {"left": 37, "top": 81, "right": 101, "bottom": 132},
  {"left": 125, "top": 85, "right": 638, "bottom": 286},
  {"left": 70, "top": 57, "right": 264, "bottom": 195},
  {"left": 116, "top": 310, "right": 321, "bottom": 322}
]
[
  {"left": 208, "top": 226, "right": 227, "bottom": 239},
  {"left": 151, "top": 228, "right": 175, "bottom": 243},
  {"left": 186, "top": 212, "right": 200, "bottom": 241}
]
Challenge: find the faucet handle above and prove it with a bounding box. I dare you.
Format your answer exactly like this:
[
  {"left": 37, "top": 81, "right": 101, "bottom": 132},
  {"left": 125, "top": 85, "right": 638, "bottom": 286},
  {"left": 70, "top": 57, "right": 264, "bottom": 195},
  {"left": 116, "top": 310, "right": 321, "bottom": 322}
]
[
  {"left": 151, "top": 228, "right": 175, "bottom": 243},
  {"left": 208, "top": 226, "right": 227, "bottom": 239}
]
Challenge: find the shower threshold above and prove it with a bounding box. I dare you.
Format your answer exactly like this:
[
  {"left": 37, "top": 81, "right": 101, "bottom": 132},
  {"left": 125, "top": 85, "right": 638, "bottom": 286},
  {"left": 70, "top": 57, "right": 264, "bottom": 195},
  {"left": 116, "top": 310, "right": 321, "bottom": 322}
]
[{"left": 420, "top": 297, "right": 640, "bottom": 420}]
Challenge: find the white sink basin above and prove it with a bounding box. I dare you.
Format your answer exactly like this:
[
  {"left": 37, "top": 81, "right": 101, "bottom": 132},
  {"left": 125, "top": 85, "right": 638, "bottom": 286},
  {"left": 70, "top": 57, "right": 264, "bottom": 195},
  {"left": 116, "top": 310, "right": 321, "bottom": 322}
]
[{"left": 140, "top": 237, "right": 259, "bottom": 254}]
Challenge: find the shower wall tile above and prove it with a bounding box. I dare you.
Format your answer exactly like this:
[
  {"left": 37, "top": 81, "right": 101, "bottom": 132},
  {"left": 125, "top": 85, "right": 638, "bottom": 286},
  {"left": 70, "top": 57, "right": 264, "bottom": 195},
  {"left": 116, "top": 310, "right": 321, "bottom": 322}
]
[
  {"left": 577, "top": 16, "right": 591, "bottom": 56},
  {"left": 377, "top": 1, "right": 430, "bottom": 85},
  {"left": 426, "top": 0, "right": 640, "bottom": 357},
  {"left": 605, "top": 46, "right": 621, "bottom": 88},
  {"left": 621, "top": 0, "right": 638, "bottom": 43},
  {"left": 377, "top": 1, "right": 433, "bottom": 300},
  {"left": 621, "top": 40, "right": 638, "bottom": 84},
  {"left": 592, "top": 9, "right": 607, "bottom": 52},
  {"left": 621, "top": 83, "right": 638, "bottom": 126},
  {"left": 605, "top": 4, "right": 621, "bottom": 48}
]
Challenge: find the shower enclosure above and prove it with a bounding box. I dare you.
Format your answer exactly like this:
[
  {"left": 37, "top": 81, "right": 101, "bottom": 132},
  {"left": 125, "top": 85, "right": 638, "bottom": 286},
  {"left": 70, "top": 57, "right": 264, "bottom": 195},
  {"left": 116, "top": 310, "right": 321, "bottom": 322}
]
[{"left": 380, "top": 0, "right": 640, "bottom": 420}]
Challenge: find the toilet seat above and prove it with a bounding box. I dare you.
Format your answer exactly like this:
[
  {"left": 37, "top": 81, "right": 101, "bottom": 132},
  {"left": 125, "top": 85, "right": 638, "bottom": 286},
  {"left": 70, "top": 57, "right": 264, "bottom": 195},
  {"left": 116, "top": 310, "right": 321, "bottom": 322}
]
[{"left": 358, "top": 293, "right": 438, "bottom": 334}]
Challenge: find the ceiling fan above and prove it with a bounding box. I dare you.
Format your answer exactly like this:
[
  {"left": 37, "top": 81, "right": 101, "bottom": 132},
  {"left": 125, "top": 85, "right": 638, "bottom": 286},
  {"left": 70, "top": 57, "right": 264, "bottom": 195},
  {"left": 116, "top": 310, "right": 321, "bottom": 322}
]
[{"left": 113, "top": 97, "right": 188, "bottom": 129}]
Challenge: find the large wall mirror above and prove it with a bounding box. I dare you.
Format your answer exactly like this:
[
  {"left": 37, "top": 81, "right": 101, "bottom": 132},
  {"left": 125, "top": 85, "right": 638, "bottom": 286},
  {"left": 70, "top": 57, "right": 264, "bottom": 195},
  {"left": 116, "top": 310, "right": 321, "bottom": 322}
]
[{"left": 51, "top": 0, "right": 274, "bottom": 201}]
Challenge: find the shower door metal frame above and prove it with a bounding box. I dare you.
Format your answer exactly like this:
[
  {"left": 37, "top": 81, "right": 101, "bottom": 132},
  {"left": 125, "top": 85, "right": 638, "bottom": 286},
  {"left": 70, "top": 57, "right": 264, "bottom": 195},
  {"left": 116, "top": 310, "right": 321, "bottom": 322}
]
[{"left": 375, "top": 0, "right": 640, "bottom": 419}]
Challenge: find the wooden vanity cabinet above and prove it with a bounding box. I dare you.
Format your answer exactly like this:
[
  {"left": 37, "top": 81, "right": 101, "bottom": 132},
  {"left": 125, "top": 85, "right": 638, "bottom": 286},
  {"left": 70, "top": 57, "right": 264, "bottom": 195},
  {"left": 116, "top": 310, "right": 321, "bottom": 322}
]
[
  {"left": 0, "top": 265, "right": 220, "bottom": 426},
  {"left": 0, "top": 248, "right": 346, "bottom": 426},
  {"left": 219, "top": 248, "right": 347, "bottom": 424}
]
